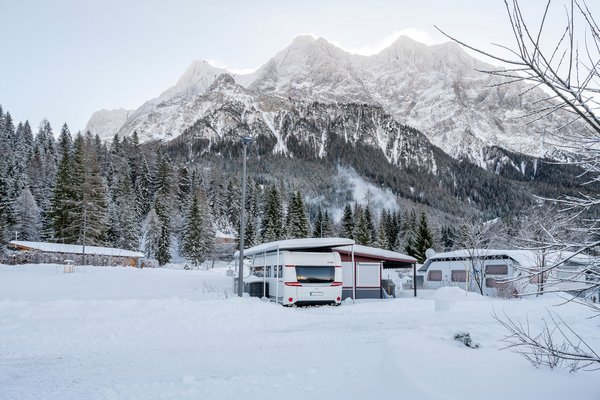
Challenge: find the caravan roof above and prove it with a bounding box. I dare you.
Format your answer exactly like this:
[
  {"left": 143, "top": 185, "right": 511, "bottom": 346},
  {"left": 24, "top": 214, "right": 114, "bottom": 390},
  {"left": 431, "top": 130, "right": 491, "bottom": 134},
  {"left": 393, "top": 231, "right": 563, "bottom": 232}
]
[
  {"left": 235, "top": 237, "right": 355, "bottom": 258},
  {"left": 333, "top": 244, "right": 417, "bottom": 263},
  {"left": 419, "top": 248, "right": 594, "bottom": 271}
]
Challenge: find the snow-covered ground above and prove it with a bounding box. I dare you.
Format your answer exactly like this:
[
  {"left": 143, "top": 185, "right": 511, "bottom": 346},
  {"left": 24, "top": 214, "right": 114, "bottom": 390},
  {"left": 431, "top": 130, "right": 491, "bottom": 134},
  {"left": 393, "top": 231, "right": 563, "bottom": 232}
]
[{"left": 1, "top": 264, "right": 598, "bottom": 400}]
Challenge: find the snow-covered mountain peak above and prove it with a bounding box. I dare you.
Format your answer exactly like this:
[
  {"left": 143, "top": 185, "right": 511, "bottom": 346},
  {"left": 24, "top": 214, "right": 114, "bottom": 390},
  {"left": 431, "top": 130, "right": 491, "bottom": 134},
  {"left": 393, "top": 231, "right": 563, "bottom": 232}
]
[
  {"left": 206, "top": 73, "right": 237, "bottom": 91},
  {"left": 86, "top": 34, "right": 578, "bottom": 161},
  {"left": 158, "top": 59, "right": 228, "bottom": 102},
  {"left": 385, "top": 35, "right": 428, "bottom": 52},
  {"left": 85, "top": 108, "right": 132, "bottom": 141}
]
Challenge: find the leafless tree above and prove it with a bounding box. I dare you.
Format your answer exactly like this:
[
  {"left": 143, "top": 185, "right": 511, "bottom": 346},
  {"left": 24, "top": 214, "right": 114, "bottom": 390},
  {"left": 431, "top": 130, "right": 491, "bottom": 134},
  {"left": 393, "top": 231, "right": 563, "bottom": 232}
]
[
  {"left": 510, "top": 205, "right": 585, "bottom": 296},
  {"left": 493, "top": 309, "right": 600, "bottom": 371},
  {"left": 438, "top": 0, "right": 600, "bottom": 369},
  {"left": 456, "top": 218, "right": 505, "bottom": 295}
]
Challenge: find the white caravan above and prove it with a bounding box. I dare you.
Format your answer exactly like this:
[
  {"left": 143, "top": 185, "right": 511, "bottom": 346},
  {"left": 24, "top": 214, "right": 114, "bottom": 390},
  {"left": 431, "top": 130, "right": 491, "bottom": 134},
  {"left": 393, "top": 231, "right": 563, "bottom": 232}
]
[
  {"left": 421, "top": 249, "right": 594, "bottom": 297},
  {"left": 249, "top": 250, "right": 343, "bottom": 306}
]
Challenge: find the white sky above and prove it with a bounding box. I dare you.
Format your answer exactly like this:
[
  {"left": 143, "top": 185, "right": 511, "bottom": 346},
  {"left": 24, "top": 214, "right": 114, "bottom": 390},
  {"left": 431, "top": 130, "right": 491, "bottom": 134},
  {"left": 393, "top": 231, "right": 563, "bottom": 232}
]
[{"left": 0, "top": 0, "right": 580, "bottom": 132}]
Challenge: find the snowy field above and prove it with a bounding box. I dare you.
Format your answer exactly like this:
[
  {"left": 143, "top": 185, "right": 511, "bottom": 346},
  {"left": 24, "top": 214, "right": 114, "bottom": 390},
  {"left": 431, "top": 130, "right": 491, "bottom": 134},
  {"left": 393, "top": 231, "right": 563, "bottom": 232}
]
[{"left": 1, "top": 264, "right": 599, "bottom": 400}]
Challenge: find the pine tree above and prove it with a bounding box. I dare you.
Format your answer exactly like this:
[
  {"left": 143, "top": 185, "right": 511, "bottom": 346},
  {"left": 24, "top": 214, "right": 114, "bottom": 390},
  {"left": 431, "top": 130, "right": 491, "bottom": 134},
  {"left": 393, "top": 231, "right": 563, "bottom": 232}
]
[
  {"left": 378, "top": 209, "right": 390, "bottom": 249},
  {"left": 144, "top": 208, "right": 160, "bottom": 259},
  {"left": 389, "top": 210, "right": 402, "bottom": 251},
  {"left": 405, "top": 231, "right": 417, "bottom": 259},
  {"left": 323, "top": 210, "right": 333, "bottom": 237},
  {"left": 364, "top": 205, "right": 376, "bottom": 245},
  {"left": 313, "top": 207, "right": 324, "bottom": 238},
  {"left": 67, "top": 133, "right": 109, "bottom": 246},
  {"left": 413, "top": 212, "right": 434, "bottom": 263},
  {"left": 181, "top": 187, "right": 215, "bottom": 266},
  {"left": 116, "top": 174, "right": 140, "bottom": 250},
  {"left": 14, "top": 188, "right": 40, "bottom": 241},
  {"left": 260, "top": 185, "right": 284, "bottom": 243},
  {"left": 354, "top": 204, "right": 373, "bottom": 246},
  {"left": 51, "top": 124, "right": 74, "bottom": 242},
  {"left": 135, "top": 157, "right": 153, "bottom": 218},
  {"left": 286, "top": 191, "right": 309, "bottom": 239},
  {"left": 341, "top": 204, "right": 354, "bottom": 239},
  {"left": 244, "top": 213, "right": 257, "bottom": 247},
  {"left": 181, "top": 192, "right": 204, "bottom": 266},
  {"left": 154, "top": 197, "right": 171, "bottom": 266},
  {"left": 225, "top": 177, "right": 241, "bottom": 231},
  {"left": 30, "top": 120, "right": 56, "bottom": 240},
  {"left": 440, "top": 225, "right": 456, "bottom": 251}
]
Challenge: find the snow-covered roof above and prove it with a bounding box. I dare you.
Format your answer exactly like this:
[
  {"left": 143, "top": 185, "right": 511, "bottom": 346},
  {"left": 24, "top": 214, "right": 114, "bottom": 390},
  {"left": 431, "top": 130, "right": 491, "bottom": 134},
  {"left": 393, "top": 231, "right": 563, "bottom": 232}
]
[
  {"left": 235, "top": 238, "right": 355, "bottom": 258},
  {"left": 333, "top": 244, "right": 417, "bottom": 263},
  {"left": 420, "top": 248, "right": 593, "bottom": 271},
  {"left": 9, "top": 241, "right": 145, "bottom": 258}
]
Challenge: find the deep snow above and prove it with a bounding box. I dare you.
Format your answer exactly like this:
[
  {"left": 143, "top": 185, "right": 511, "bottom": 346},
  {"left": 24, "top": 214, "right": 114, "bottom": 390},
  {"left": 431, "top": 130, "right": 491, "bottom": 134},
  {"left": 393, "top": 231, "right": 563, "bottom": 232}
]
[{"left": 1, "top": 264, "right": 598, "bottom": 400}]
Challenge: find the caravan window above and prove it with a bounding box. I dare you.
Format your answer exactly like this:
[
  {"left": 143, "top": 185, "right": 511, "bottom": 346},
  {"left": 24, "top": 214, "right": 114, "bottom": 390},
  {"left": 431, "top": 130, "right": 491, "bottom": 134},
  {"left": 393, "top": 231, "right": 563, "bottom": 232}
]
[
  {"left": 428, "top": 270, "right": 442, "bottom": 281},
  {"left": 252, "top": 266, "right": 264, "bottom": 277},
  {"left": 486, "top": 265, "right": 508, "bottom": 275},
  {"left": 485, "top": 278, "right": 498, "bottom": 287},
  {"left": 451, "top": 270, "right": 467, "bottom": 282},
  {"left": 295, "top": 266, "right": 334, "bottom": 284}
]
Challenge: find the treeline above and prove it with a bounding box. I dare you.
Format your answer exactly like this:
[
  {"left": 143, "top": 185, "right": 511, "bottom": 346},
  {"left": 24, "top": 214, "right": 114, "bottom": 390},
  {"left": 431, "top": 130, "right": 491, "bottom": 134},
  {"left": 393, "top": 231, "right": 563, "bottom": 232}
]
[{"left": 0, "top": 106, "right": 448, "bottom": 265}]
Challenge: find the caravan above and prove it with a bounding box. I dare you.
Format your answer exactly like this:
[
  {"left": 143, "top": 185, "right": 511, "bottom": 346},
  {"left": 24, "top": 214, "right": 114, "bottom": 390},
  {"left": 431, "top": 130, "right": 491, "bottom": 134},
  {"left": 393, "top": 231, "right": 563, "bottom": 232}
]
[
  {"left": 236, "top": 238, "right": 418, "bottom": 304},
  {"left": 250, "top": 250, "right": 343, "bottom": 306}
]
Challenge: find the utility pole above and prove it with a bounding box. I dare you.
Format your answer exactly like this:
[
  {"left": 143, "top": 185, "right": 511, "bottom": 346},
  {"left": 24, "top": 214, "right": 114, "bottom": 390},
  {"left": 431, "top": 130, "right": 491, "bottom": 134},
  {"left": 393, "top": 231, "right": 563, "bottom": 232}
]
[{"left": 238, "top": 136, "right": 254, "bottom": 297}]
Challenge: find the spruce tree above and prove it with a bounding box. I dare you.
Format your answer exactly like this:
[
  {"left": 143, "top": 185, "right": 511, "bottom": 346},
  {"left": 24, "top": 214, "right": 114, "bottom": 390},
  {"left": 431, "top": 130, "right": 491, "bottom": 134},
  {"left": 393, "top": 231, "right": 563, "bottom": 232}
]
[
  {"left": 181, "top": 192, "right": 204, "bottom": 266},
  {"left": 341, "top": 204, "right": 354, "bottom": 239},
  {"left": 260, "top": 185, "right": 284, "bottom": 243},
  {"left": 378, "top": 209, "right": 390, "bottom": 249},
  {"left": 413, "top": 212, "right": 434, "bottom": 263},
  {"left": 51, "top": 124, "right": 74, "bottom": 242},
  {"left": 364, "top": 205, "right": 376, "bottom": 246},
  {"left": 286, "top": 191, "right": 309, "bottom": 239},
  {"left": 154, "top": 197, "right": 171, "bottom": 266},
  {"left": 313, "top": 207, "right": 324, "bottom": 238},
  {"left": 354, "top": 204, "right": 373, "bottom": 246},
  {"left": 68, "top": 133, "right": 109, "bottom": 246},
  {"left": 144, "top": 208, "right": 161, "bottom": 259},
  {"left": 14, "top": 188, "right": 40, "bottom": 241},
  {"left": 225, "top": 177, "right": 241, "bottom": 231},
  {"left": 181, "top": 187, "right": 215, "bottom": 266},
  {"left": 323, "top": 210, "right": 333, "bottom": 237},
  {"left": 135, "top": 157, "right": 153, "bottom": 218}
]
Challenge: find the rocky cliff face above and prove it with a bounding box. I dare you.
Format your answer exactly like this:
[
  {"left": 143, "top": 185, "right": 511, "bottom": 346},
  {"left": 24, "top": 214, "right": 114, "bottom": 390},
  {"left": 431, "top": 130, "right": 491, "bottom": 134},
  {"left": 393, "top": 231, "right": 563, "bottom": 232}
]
[{"left": 85, "top": 35, "right": 575, "bottom": 165}]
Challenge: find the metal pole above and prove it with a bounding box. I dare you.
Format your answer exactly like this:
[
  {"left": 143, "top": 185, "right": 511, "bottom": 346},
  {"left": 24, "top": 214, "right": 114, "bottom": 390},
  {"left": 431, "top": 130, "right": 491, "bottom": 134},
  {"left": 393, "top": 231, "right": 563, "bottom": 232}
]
[
  {"left": 276, "top": 248, "right": 280, "bottom": 303},
  {"left": 413, "top": 263, "right": 417, "bottom": 297},
  {"left": 351, "top": 244, "right": 356, "bottom": 303},
  {"left": 238, "top": 141, "right": 248, "bottom": 297}
]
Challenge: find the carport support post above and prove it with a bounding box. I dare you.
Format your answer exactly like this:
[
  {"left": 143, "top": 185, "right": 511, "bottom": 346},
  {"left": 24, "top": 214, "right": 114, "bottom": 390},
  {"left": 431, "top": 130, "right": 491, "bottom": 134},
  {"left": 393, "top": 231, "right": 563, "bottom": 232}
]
[
  {"left": 413, "top": 263, "right": 417, "bottom": 297},
  {"left": 352, "top": 245, "right": 356, "bottom": 303},
  {"left": 276, "top": 248, "right": 280, "bottom": 303}
]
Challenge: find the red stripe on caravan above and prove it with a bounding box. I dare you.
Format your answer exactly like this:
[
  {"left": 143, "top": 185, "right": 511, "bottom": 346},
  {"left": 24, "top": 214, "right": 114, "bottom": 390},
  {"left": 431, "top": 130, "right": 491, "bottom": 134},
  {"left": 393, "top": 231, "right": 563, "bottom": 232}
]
[{"left": 285, "top": 265, "right": 295, "bottom": 268}]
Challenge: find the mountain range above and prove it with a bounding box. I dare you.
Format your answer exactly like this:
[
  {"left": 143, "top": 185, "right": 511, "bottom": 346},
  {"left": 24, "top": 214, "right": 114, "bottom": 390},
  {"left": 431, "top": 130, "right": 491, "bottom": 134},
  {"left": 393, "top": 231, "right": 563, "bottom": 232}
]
[{"left": 86, "top": 35, "right": 574, "bottom": 165}]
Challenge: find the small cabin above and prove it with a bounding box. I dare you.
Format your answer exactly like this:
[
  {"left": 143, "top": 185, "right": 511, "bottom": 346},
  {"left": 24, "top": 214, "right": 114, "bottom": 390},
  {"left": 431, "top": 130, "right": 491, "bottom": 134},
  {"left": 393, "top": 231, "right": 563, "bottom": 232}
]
[{"left": 7, "top": 241, "right": 145, "bottom": 267}]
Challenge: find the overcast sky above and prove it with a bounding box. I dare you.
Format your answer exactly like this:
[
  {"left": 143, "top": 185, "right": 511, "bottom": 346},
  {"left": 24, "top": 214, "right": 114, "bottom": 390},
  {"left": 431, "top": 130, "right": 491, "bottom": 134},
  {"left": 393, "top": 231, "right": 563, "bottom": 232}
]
[{"left": 0, "top": 0, "right": 577, "bottom": 132}]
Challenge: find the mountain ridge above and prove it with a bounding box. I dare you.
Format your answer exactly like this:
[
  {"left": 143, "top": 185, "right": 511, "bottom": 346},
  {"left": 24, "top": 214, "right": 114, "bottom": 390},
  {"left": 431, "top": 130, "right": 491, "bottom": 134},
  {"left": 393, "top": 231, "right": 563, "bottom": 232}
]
[{"left": 85, "top": 35, "right": 575, "bottom": 164}]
